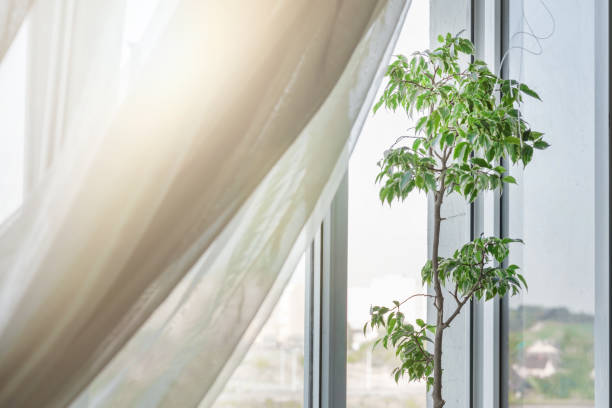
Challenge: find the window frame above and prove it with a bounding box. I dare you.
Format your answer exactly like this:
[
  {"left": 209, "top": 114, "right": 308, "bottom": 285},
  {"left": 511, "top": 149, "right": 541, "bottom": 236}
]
[
  {"left": 305, "top": 174, "right": 348, "bottom": 408},
  {"left": 468, "top": 0, "right": 611, "bottom": 406},
  {"left": 594, "top": 0, "right": 610, "bottom": 404},
  {"left": 310, "top": 2, "right": 611, "bottom": 406},
  {"left": 470, "top": 1, "right": 503, "bottom": 406}
]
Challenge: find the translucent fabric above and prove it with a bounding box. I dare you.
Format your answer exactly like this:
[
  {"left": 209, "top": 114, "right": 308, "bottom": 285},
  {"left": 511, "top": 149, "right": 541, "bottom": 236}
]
[
  {"left": 74, "top": 2, "right": 411, "bottom": 406},
  {"left": 23, "top": 0, "right": 126, "bottom": 191},
  {"left": 0, "top": 0, "right": 410, "bottom": 407},
  {"left": 0, "top": 0, "right": 32, "bottom": 63},
  {"left": 0, "top": 0, "right": 32, "bottom": 220}
]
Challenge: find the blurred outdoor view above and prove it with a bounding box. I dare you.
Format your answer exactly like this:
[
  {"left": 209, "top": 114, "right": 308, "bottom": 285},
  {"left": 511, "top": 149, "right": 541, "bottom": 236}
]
[
  {"left": 506, "top": 2, "right": 595, "bottom": 406},
  {"left": 508, "top": 306, "right": 594, "bottom": 407},
  {"left": 214, "top": 255, "right": 305, "bottom": 407},
  {"left": 347, "top": 1, "right": 429, "bottom": 407}
]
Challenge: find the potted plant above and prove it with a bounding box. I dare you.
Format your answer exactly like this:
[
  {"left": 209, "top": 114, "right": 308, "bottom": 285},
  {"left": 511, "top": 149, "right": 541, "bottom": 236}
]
[{"left": 364, "top": 32, "right": 548, "bottom": 407}]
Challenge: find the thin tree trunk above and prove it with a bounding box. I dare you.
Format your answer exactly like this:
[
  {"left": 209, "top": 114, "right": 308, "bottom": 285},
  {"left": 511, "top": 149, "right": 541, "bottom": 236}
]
[{"left": 431, "top": 187, "right": 445, "bottom": 408}]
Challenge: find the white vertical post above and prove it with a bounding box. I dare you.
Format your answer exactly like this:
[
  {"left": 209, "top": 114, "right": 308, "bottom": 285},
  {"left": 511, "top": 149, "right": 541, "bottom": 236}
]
[
  {"left": 320, "top": 174, "right": 348, "bottom": 408},
  {"left": 306, "top": 174, "right": 348, "bottom": 408},
  {"left": 472, "top": 0, "right": 502, "bottom": 406},
  {"left": 305, "top": 228, "right": 322, "bottom": 408},
  {"left": 427, "top": 1, "right": 473, "bottom": 407}
]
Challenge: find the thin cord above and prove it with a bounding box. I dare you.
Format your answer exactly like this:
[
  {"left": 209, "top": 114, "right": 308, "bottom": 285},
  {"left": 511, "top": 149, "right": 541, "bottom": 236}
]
[
  {"left": 495, "top": 0, "right": 555, "bottom": 148},
  {"left": 497, "top": 0, "right": 555, "bottom": 79}
]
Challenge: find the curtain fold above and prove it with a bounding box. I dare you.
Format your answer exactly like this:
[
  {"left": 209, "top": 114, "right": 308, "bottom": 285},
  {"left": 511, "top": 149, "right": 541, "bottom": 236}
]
[
  {"left": 0, "top": 0, "right": 412, "bottom": 406},
  {"left": 0, "top": 0, "right": 32, "bottom": 64},
  {"left": 0, "top": 0, "right": 130, "bottom": 273},
  {"left": 74, "top": 1, "right": 411, "bottom": 406},
  {"left": 23, "top": 0, "right": 126, "bottom": 192},
  {"left": 0, "top": 0, "right": 410, "bottom": 406}
]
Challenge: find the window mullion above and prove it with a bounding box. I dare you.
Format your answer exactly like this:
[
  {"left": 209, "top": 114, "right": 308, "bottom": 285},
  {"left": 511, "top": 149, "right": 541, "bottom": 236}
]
[{"left": 319, "top": 174, "right": 348, "bottom": 408}]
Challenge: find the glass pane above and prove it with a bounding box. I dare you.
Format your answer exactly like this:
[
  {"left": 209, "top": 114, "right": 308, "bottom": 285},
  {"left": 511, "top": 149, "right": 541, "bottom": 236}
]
[
  {"left": 347, "top": 2, "right": 429, "bottom": 407},
  {"left": 214, "top": 255, "right": 305, "bottom": 408},
  {"left": 506, "top": 2, "right": 595, "bottom": 407}
]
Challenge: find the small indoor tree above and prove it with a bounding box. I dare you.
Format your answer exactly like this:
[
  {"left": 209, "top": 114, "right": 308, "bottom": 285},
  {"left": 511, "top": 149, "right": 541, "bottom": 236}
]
[{"left": 364, "top": 33, "right": 548, "bottom": 407}]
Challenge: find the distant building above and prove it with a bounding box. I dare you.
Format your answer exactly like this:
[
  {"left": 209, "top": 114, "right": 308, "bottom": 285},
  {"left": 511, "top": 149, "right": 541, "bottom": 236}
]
[{"left": 513, "top": 340, "right": 560, "bottom": 379}]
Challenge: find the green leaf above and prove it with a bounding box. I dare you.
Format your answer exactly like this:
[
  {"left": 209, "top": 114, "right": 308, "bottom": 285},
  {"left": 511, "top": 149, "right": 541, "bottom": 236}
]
[
  {"left": 471, "top": 157, "right": 491, "bottom": 168},
  {"left": 444, "top": 132, "right": 454, "bottom": 146},
  {"left": 415, "top": 116, "right": 427, "bottom": 133},
  {"left": 533, "top": 140, "right": 550, "bottom": 150},
  {"left": 373, "top": 99, "right": 384, "bottom": 114},
  {"left": 519, "top": 83, "right": 541, "bottom": 100},
  {"left": 502, "top": 175, "right": 517, "bottom": 184},
  {"left": 400, "top": 171, "right": 413, "bottom": 191},
  {"left": 517, "top": 273, "right": 528, "bottom": 290},
  {"left": 505, "top": 136, "right": 521, "bottom": 145},
  {"left": 424, "top": 173, "right": 437, "bottom": 192},
  {"left": 522, "top": 144, "right": 534, "bottom": 165},
  {"left": 412, "top": 138, "right": 422, "bottom": 151},
  {"left": 463, "top": 181, "right": 474, "bottom": 196},
  {"left": 379, "top": 188, "right": 387, "bottom": 203},
  {"left": 453, "top": 142, "right": 467, "bottom": 160},
  {"left": 415, "top": 174, "right": 424, "bottom": 189},
  {"left": 460, "top": 142, "right": 471, "bottom": 162},
  {"left": 416, "top": 318, "right": 425, "bottom": 328}
]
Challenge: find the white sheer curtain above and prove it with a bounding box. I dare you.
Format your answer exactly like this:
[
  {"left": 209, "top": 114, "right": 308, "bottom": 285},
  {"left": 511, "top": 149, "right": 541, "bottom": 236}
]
[
  {"left": 0, "top": 0, "right": 32, "bottom": 63},
  {"left": 0, "top": 0, "right": 410, "bottom": 407},
  {"left": 23, "top": 0, "right": 126, "bottom": 191}
]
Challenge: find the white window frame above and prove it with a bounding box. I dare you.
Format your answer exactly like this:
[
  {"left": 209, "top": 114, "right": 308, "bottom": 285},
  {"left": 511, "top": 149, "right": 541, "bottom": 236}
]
[
  {"left": 309, "top": 2, "right": 610, "bottom": 406},
  {"left": 469, "top": 0, "right": 611, "bottom": 406},
  {"left": 305, "top": 175, "right": 348, "bottom": 408}
]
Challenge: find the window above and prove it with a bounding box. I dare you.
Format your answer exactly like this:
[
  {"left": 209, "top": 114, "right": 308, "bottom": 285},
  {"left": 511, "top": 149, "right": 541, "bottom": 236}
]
[
  {"left": 347, "top": 2, "right": 429, "bottom": 406},
  {"left": 504, "top": 1, "right": 596, "bottom": 406},
  {"left": 214, "top": 255, "right": 306, "bottom": 407},
  {"left": 427, "top": 1, "right": 608, "bottom": 406}
]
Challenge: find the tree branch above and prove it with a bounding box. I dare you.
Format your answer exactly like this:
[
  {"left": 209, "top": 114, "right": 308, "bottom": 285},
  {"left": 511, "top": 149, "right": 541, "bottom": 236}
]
[
  {"left": 389, "top": 135, "right": 424, "bottom": 149},
  {"left": 442, "top": 284, "right": 480, "bottom": 328},
  {"left": 447, "top": 287, "right": 460, "bottom": 307},
  {"left": 393, "top": 293, "right": 435, "bottom": 310},
  {"left": 411, "top": 330, "right": 433, "bottom": 361},
  {"left": 400, "top": 79, "right": 435, "bottom": 92},
  {"left": 442, "top": 254, "right": 487, "bottom": 328}
]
